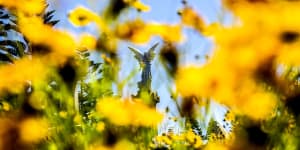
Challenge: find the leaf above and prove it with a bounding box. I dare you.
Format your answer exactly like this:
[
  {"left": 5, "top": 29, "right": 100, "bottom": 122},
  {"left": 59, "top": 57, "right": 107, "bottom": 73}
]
[{"left": 43, "top": 10, "right": 59, "bottom": 26}]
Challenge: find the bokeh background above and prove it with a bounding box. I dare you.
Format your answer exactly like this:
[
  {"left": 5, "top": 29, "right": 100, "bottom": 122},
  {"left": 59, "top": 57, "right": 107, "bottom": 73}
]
[{"left": 48, "top": 0, "right": 231, "bottom": 134}]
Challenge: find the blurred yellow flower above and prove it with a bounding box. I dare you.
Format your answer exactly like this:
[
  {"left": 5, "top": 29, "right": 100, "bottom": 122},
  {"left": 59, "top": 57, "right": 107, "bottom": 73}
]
[
  {"left": 114, "top": 19, "right": 146, "bottom": 43},
  {"left": 175, "top": 66, "right": 207, "bottom": 97},
  {"left": 68, "top": 6, "right": 110, "bottom": 33},
  {"left": 241, "top": 91, "right": 277, "bottom": 120},
  {"left": 18, "top": 16, "right": 76, "bottom": 64},
  {"left": 74, "top": 114, "right": 82, "bottom": 124},
  {"left": 175, "top": 62, "right": 277, "bottom": 120},
  {"left": 147, "top": 23, "right": 182, "bottom": 43},
  {"left": 113, "top": 140, "right": 136, "bottom": 150},
  {"left": 224, "top": 111, "right": 235, "bottom": 122},
  {"left": 202, "top": 23, "right": 221, "bottom": 36},
  {"left": 185, "top": 130, "right": 203, "bottom": 148},
  {"left": 129, "top": 0, "right": 150, "bottom": 12},
  {"left": 19, "top": 117, "right": 49, "bottom": 143},
  {"left": 59, "top": 111, "right": 68, "bottom": 118},
  {"left": 0, "top": 58, "right": 49, "bottom": 93},
  {"left": 180, "top": 7, "right": 205, "bottom": 33},
  {"left": 29, "top": 91, "right": 48, "bottom": 110},
  {"left": 220, "top": 0, "right": 300, "bottom": 66},
  {"left": 205, "top": 142, "right": 229, "bottom": 150},
  {"left": 96, "top": 122, "right": 105, "bottom": 132},
  {"left": 0, "top": 0, "right": 46, "bottom": 14},
  {"left": 188, "top": 0, "right": 300, "bottom": 121},
  {"left": 90, "top": 139, "right": 135, "bottom": 150},
  {"left": 1, "top": 102, "right": 10, "bottom": 111},
  {"left": 175, "top": 64, "right": 235, "bottom": 99},
  {"left": 115, "top": 19, "right": 182, "bottom": 43},
  {"left": 208, "top": 0, "right": 300, "bottom": 71},
  {"left": 96, "top": 97, "right": 163, "bottom": 126},
  {"left": 68, "top": 6, "right": 97, "bottom": 27},
  {"left": 78, "top": 33, "right": 97, "bottom": 50}
]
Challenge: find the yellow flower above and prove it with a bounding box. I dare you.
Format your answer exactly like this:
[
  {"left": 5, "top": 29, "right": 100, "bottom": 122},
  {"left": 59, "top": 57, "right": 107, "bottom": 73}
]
[
  {"left": 113, "top": 140, "right": 136, "bottom": 150},
  {"left": 175, "top": 61, "right": 277, "bottom": 120},
  {"left": 73, "top": 114, "right": 82, "bottom": 124},
  {"left": 114, "top": 19, "right": 147, "bottom": 43},
  {"left": 0, "top": 58, "right": 49, "bottom": 93},
  {"left": 0, "top": 0, "right": 46, "bottom": 15},
  {"left": 115, "top": 19, "right": 182, "bottom": 43},
  {"left": 212, "top": 26, "right": 278, "bottom": 72},
  {"left": 89, "top": 145, "right": 110, "bottom": 150},
  {"left": 205, "top": 142, "right": 229, "bottom": 150},
  {"left": 195, "top": 1, "right": 300, "bottom": 120},
  {"left": 68, "top": 6, "right": 97, "bottom": 27},
  {"left": 210, "top": 0, "right": 300, "bottom": 69},
  {"left": 129, "top": 0, "right": 150, "bottom": 12},
  {"left": 90, "top": 140, "right": 135, "bottom": 150},
  {"left": 224, "top": 111, "right": 235, "bottom": 122},
  {"left": 175, "top": 66, "right": 209, "bottom": 97},
  {"left": 19, "top": 117, "right": 49, "bottom": 143},
  {"left": 20, "top": 0, "right": 46, "bottom": 15},
  {"left": 2, "top": 102, "right": 10, "bottom": 111},
  {"left": 161, "top": 135, "right": 172, "bottom": 145},
  {"left": 97, "top": 98, "right": 130, "bottom": 125},
  {"left": 147, "top": 23, "right": 182, "bottom": 43},
  {"left": 202, "top": 23, "right": 221, "bottom": 36},
  {"left": 185, "top": 130, "right": 203, "bottom": 148},
  {"left": 179, "top": 7, "right": 205, "bottom": 33},
  {"left": 96, "top": 122, "right": 105, "bottom": 132},
  {"left": 96, "top": 97, "right": 163, "bottom": 126},
  {"left": 78, "top": 33, "right": 97, "bottom": 50},
  {"left": 59, "top": 111, "right": 68, "bottom": 118},
  {"left": 220, "top": 0, "right": 300, "bottom": 67},
  {"left": 68, "top": 6, "right": 110, "bottom": 34},
  {"left": 175, "top": 64, "right": 236, "bottom": 99},
  {"left": 122, "top": 0, "right": 150, "bottom": 12},
  {"left": 29, "top": 91, "right": 48, "bottom": 110},
  {"left": 18, "top": 16, "right": 76, "bottom": 64},
  {"left": 241, "top": 91, "right": 277, "bottom": 120}
]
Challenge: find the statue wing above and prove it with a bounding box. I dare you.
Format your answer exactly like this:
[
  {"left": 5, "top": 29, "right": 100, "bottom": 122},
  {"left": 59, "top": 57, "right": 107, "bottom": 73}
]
[
  {"left": 128, "top": 46, "right": 144, "bottom": 67},
  {"left": 146, "top": 43, "right": 159, "bottom": 61}
]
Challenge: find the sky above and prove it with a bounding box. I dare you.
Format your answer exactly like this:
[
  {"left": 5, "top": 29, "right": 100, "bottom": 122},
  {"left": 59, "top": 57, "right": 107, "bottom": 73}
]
[{"left": 48, "top": 0, "right": 231, "bottom": 134}]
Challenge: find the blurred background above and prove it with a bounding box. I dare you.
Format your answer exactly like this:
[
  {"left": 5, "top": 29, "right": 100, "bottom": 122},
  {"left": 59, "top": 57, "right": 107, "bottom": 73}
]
[{"left": 48, "top": 0, "right": 231, "bottom": 134}]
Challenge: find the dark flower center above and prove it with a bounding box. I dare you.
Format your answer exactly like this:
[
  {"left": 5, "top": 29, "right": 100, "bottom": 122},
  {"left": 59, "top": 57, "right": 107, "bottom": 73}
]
[{"left": 280, "top": 31, "right": 299, "bottom": 43}]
